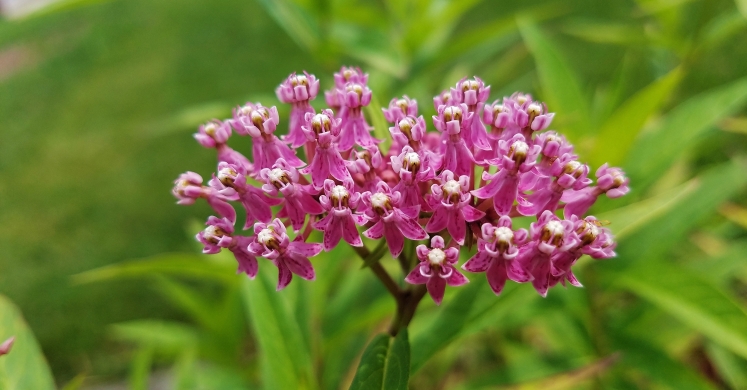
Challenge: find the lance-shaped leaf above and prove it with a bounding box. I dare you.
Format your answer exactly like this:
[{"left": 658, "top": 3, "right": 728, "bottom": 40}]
[
  {"left": 0, "top": 295, "right": 55, "bottom": 390},
  {"left": 518, "top": 15, "right": 591, "bottom": 139},
  {"left": 349, "top": 329, "right": 410, "bottom": 390}
]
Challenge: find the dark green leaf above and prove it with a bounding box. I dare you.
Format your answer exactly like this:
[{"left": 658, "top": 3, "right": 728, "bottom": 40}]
[
  {"left": 255, "top": 0, "right": 320, "bottom": 52},
  {"left": 349, "top": 330, "right": 410, "bottom": 390},
  {"left": 0, "top": 295, "right": 55, "bottom": 390}
]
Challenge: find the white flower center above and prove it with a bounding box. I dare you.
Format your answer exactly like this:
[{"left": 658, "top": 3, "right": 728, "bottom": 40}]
[
  {"left": 204, "top": 123, "right": 217, "bottom": 136},
  {"left": 239, "top": 105, "right": 253, "bottom": 116},
  {"left": 370, "top": 193, "right": 389, "bottom": 209},
  {"left": 217, "top": 167, "right": 237, "bottom": 182},
  {"left": 268, "top": 168, "right": 286, "bottom": 184},
  {"left": 545, "top": 220, "right": 564, "bottom": 236},
  {"left": 442, "top": 180, "right": 461, "bottom": 195},
  {"left": 527, "top": 103, "right": 542, "bottom": 115},
  {"left": 257, "top": 228, "right": 275, "bottom": 246},
  {"left": 427, "top": 248, "right": 446, "bottom": 265},
  {"left": 444, "top": 106, "right": 462, "bottom": 122},
  {"left": 204, "top": 225, "right": 221, "bottom": 239},
  {"left": 330, "top": 185, "right": 348, "bottom": 200},
  {"left": 494, "top": 227, "right": 513, "bottom": 243},
  {"left": 512, "top": 141, "right": 529, "bottom": 155}
]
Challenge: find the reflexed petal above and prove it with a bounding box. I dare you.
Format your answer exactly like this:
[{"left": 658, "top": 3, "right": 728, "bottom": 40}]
[
  {"left": 363, "top": 220, "right": 385, "bottom": 239},
  {"left": 384, "top": 223, "right": 405, "bottom": 257},
  {"left": 398, "top": 217, "right": 428, "bottom": 240},
  {"left": 446, "top": 268, "right": 469, "bottom": 286},
  {"left": 341, "top": 215, "right": 363, "bottom": 247},
  {"left": 233, "top": 249, "right": 258, "bottom": 279},
  {"left": 276, "top": 262, "right": 293, "bottom": 291},
  {"left": 486, "top": 261, "right": 508, "bottom": 295},
  {"left": 463, "top": 252, "right": 491, "bottom": 273},
  {"left": 426, "top": 276, "right": 447, "bottom": 305},
  {"left": 507, "top": 259, "right": 532, "bottom": 283},
  {"left": 425, "top": 206, "right": 449, "bottom": 233},
  {"left": 405, "top": 267, "right": 429, "bottom": 284},
  {"left": 285, "top": 253, "right": 316, "bottom": 281},
  {"left": 447, "top": 210, "right": 466, "bottom": 245},
  {"left": 288, "top": 241, "right": 323, "bottom": 257}
]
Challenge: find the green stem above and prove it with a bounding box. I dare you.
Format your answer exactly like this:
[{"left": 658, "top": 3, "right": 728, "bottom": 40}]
[{"left": 352, "top": 245, "right": 400, "bottom": 300}]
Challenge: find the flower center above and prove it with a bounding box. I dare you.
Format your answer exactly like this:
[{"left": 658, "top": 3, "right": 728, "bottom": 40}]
[
  {"left": 443, "top": 106, "right": 463, "bottom": 122},
  {"left": 346, "top": 83, "right": 364, "bottom": 97},
  {"left": 203, "top": 123, "right": 218, "bottom": 136},
  {"left": 217, "top": 167, "right": 237, "bottom": 185},
  {"left": 311, "top": 113, "right": 331, "bottom": 134},
  {"left": 330, "top": 185, "right": 350, "bottom": 208},
  {"left": 403, "top": 152, "right": 420, "bottom": 173},
  {"left": 427, "top": 248, "right": 446, "bottom": 265},
  {"left": 267, "top": 168, "right": 291, "bottom": 189},
  {"left": 250, "top": 108, "right": 270, "bottom": 130},
  {"left": 204, "top": 225, "right": 226, "bottom": 244},
  {"left": 462, "top": 79, "right": 479, "bottom": 91},
  {"left": 541, "top": 220, "right": 565, "bottom": 246},
  {"left": 442, "top": 180, "right": 461, "bottom": 195},
  {"left": 291, "top": 74, "right": 308, "bottom": 87},
  {"left": 370, "top": 192, "right": 391, "bottom": 214},
  {"left": 494, "top": 227, "right": 513, "bottom": 243},
  {"left": 257, "top": 227, "right": 280, "bottom": 249}
]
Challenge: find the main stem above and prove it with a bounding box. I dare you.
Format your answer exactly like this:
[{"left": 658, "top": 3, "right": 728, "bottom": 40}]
[{"left": 352, "top": 244, "right": 427, "bottom": 337}]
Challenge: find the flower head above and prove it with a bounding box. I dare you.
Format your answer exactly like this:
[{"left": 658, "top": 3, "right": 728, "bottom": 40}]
[
  {"left": 196, "top": 216, "right": 259, "bottom": 278},
  {"left": 405, "top": 236, "right": 468, "bottom": 305},
  {"left": 276, "top": 71, "right": 320, "bottom": 104}
]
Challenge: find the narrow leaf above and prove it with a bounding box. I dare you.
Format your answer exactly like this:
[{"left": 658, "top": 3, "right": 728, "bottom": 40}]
[
  {"left": 383, "top": 330, "right": 410, "bottom": 390},
  {"left": 0, "top": 295, "right": 55, "bottom": 390},
  {"left": 626, "top": 78, "right": 747, "bottom": 188},
  {"left": 365, "top": 96, "right": 391, "bottom": 152},
  {"left": 618, "top": 264, "right": 747, "bottom": 360},
  {"left": 410, "top": 281, "right": 482, "bottom": 373},
  {"left": 241, "top": 268, "right": 315, "bottom": 390},
  {"left": 518, "top": 15, "right": 591, "bottom": 139},
  {"left": 591, "top": 67, "right": 683, "bottom": 167},
  {"left": 255, "top": 0, "right": 320, "bottom": 52},
  {"left": 501, "top": 354, "right": 619, "bottom": 390}
]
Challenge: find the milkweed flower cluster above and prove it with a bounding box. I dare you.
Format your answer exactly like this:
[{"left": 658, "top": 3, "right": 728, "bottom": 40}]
[{"left": 173, "top": 67, "right": 629, "bottom": 302}]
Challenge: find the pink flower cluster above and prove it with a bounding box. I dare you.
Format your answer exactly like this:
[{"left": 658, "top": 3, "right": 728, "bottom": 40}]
[{"left": 173, "top": 67, "right": 629, "bottom": 301}]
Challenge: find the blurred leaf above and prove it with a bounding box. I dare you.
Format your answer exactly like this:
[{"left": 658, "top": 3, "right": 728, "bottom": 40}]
[
  {"left": 560, "top": 19, "right": 647, "bottom": 45},
  {"left": 143, "top": 101, "right": 232, "bottom": 138},
  {"left": 499, "top": 354, "right": 619, "bottom": 390},
  {"left": 689, "top": 240, "right": 747, "bottom": 285},
  {"left": 110, "top": 320, "right": 199, "bottom": 351},
  {"left": 706, "top": 342, "right": 747, "bottom": 390},
  {"left": 410, "top": 281, "right": 481, "bottom": 373},
  {"left": 241, "top": 268, "right": 316, "bottom": 390},
  {"left": 590, "top": 66, "right": 683, "bottom": 167},
  {"left": 366, "top": 96, "right": 392, "bottom": 152},
  {"left": 719, "top": 202, "right": 747, "bottom": 230},
  {"left": 518, "top": 15, "right": 591, "bottom": 139},
  {"left": 255, "top": 0, "right": 320, "bottom": 52},
  {"left": 349, "top": 330, "right": 410, "bottom": 390},
  {"left": 60, "top": 374, "right": 86, "bottom": 390},
  {"left": 129, "top": 346, "right": 154, "bottom": 390},
  {"left": 0, "top": 295, "right": 55, "bottom": 390},
  {"left": 151, "top": 275, "right": 219, "bottom": 331},
  {"left": 612, "top": 334, "right": 717, "bottom": 390},
  {"left": 71, "top": 253, "right": 237, "bottom": 285},
  {"left": 616, "top": 160, "right": 747, "bottom": 261},
  {"left": 596, "top": 177, "right": 698, "bottom": 240},
  {"left": 619, "top": 263, "right": 747, "bottom": 360},
  {"left": 720, "top": 117, "right": 747, "bottom": 134},
  {"left": 736, "top": 0, "right": 747, "bottom": 20},
  {"left": 626, "top": 78, "right": 747, "bottom": 188}
]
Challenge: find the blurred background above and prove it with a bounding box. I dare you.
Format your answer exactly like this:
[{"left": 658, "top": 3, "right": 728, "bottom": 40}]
[{"left": 1, "top": 0, "right": 747, "bottom": 388}]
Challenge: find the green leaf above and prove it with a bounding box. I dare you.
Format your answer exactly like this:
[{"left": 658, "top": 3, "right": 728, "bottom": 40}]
[
  {"left": 129, "top": 346, "right": 154, "bottom": 390},
  {"left": 110, "top": 320, "right": 199, "bottom": 352},
  {"left": 365, "top": 96, "right": 391, "bottom": 152},
  {"left": 618, "top": 263, "right": 747, "bottom": 360},
  {"left": 71, "top": 253, "right": 237, "bottom": 285},
  {"left": 255, "top": 0, "right": 320, "bottom": 52},
  {"left": 736, "top": 0, "right": 747, "bottom": 20},
  {"left": 410, "top": 281, "right": 482, "bottom": 373},
  {"left": 0, "top": 295, "right": 55, "bottom": 390},
  {"left": 590, "top": 66, "right": 683, "bottom": 168},
  {"left": 706, "top": 342, "right": 747, "bottom": 390},
  {"left": 517, "top": 15, "right": 591, "bottom": 139},
  {"left": 349, "top": 330, "right": 410, "bottom": 390},
  {"left": 499, "top": 354, "right": 620, "bottom": 390},
  {"left": 241, "top": 268, "right": 316, "bottom": 390},
  {"left": 626, "top": 78, "right": 747, "bottom": 188},
  {"left": 616, "top": 160, "right": 747, "bottom": 261}
]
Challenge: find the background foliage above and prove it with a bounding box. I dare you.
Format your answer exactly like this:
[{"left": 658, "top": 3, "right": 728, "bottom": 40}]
[{"left": 1, "top": 0, "right": 747, "bottom": 388}]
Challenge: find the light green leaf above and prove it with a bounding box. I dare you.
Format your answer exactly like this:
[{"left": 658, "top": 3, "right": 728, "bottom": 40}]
[
  {"left": 618, "top": 263, "right": 747, "bottom": 360},
  {"left": 129, "top": 346, "right": 154, "bottom": 390},
  {"left": 706, "top": 342, "right": 747, "bottom": 390},
  {"left": 349, "top": 330, "right": 410, "bottom": 390},
  {"left": 110, "top": 320, "right": 199, "bottom": 352},
  {"left": 60, "top": 374, "right": 86, "bottom": 390},
  {"left": 365, "top": 96, "right": 391, "bottom": 152},
  {"left": 590, "top": 66, "right": 683, "bottom": 168},
  {"left": 498, "top": 354, "right": 619, "bottom": 390},
  {"left": 241, "top": 268, "right": 316, "bottom": 390},
  {"left": 71, "top": 253, "right": 237, "bottom": 285},
  {"left": 518, "top": 15, "right": 591, "bottom": 139},
  {"left": 626, "top": 77, "right": 747, "bottom": 188},
  {"left": 736, "top": 0, "right": 747, "bottom": 20},
  {"left": 255, "top": 0, "right": 320, "bottom": 52},
  {"left": 410, "top": 280, "right": 481, "bottom": 373},
  {"left": 0, "top": 295, "right": 55, "bottom": 390}
]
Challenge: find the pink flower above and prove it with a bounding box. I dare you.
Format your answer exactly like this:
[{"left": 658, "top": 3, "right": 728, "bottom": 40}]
[
  {"left": 230, "top": 103, "right": 304, "bottom": 170},
  {"left": 432, "top": 89, "right": 454, "bottom": 110},
  {"left": 347, "top": 145, "right": 385, "bottom": 192},
  {"left": 315, "top": 179, "right": 365, "bottom": 250},
  {"left": 298, "top": 110, "right": 352, "bottom": 188},
  {"left": 276, "top": 72, "right": 320, "bottom": 148},
  {"left": 173, "top": 171, "right": 238, "bottom": 223},
  {"left": 383, "top": 95, "right": 418, "bottom": 123},
  {"left": 476, "top": 100, "right": 516, "bottom": 162},
  {"left": 359, "top": 182, "right": 428, "bottom": 257},
  {"left": 337, "top": 82, "right": 378, "bottom": 151},
  {"left": 333, "top": 66, "right": 368, "bottom": 87},
  {"left": 432, "top": 104, "right": 476, "bottom": 177},
  {"left": 516, "top": 211, "right": 579, "bottom": 297},
  {"left": 425, "top": 170, "right": 485, "bottom": 245},
  {"left": 518, "top": 154, "right": 591, "bottom": 217},
  {"left": 248, "top": 219, "right": 322, "bottom": 290},
  {"left": 512, "top": 99, "right": 554, "bottom": 139},
  {"left": 209, "top": 162, "right": 282, "bottom": 229},
  {"left": 405, "top": 236, "right": 469, "bottom": 305},
  {"left": 472, "top": 134, "right": 541, "bottom": 216},
  {"left": 563, "top": 164, "right": 630, "bottom": 218},
  {"left": 196, "top": 216, "right": 259, "bottom": 278},
  {"left": 260, "top": 159, "right": 323, "bottom": 232},
  {"left": 549, "top": 216, "right": 617, "bottom": 288},
  {"left": 462, "top": 217, "right": 530, "bottom": 295},
  {"left": 391, "top": 146, "right": 436, "bottom": 208},
  {"left": 450, "top": 77, "right": 491, "bottom": 150},
  {"left": 0, "top": 336, "right": 14, "bottom": 356},
  {"left": 194, "top": 120, "right": 253, "bottom": 172}
]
